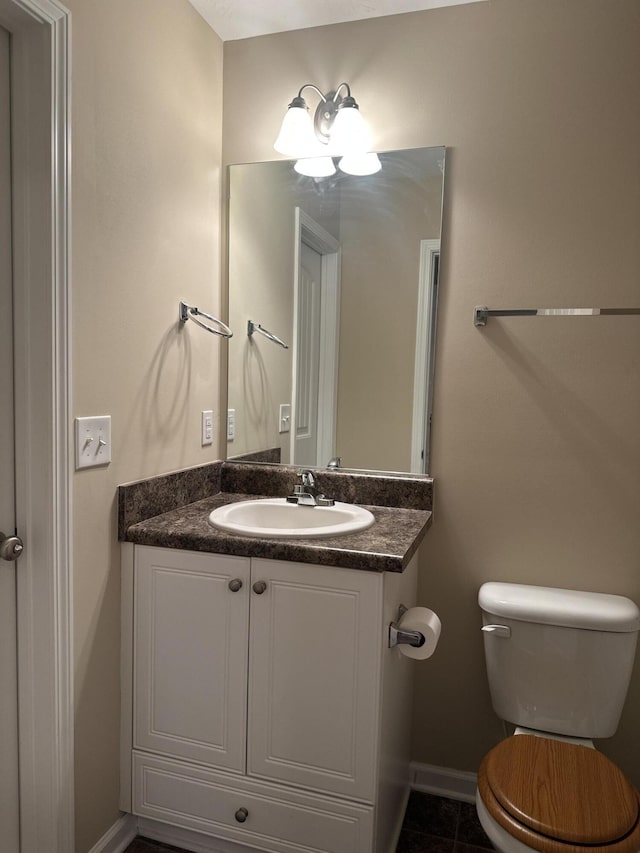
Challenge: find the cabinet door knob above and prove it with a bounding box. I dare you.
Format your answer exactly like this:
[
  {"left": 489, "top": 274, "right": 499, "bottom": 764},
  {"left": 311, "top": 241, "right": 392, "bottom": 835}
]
[
  {"left": 228, "top": 578, "right": 243, "bottom": 592},
  {"left": 252, "top": 580, "right": 267, "bottom": 595},
  {"left": 235, "top": 807, "right": 249, "bottom": 823}
]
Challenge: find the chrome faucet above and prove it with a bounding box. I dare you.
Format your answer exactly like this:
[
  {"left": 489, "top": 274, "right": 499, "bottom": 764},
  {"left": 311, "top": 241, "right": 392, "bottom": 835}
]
[
  {"left": 327, "top": 457, "right": 342, "bottom": 469},
  {"left": 301, "top": 470, "right": 316, "bottom": 493},
  {"left": 286, "top": 470, "right": 335, "bottom": 507}
]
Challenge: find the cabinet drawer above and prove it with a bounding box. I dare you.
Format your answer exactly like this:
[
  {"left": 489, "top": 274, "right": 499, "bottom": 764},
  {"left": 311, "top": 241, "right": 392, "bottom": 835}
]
[{"left": 133, "top": 751, "right": 374, "bottom": 853}]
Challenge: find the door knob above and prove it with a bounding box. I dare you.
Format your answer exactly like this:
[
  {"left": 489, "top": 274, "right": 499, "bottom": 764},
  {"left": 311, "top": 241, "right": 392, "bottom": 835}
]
[
  {"left": 0, "top": 532, "right": 24, "bottom": 562},
  {"left": 252, "top": 580, "right": 267, "bottom": 595},
  {"left": 228, "top": 578, "right": 243, "bottom": 592}
]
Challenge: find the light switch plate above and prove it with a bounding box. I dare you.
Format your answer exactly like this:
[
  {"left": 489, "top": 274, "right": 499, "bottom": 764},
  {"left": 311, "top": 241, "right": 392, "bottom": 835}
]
[
  {"left": 279, "top": 403, "right": 291, "bottom": 433},
  {"left": 201, "top": 410, "right": 213, "bottom": 446},
  {"left": 75, "top": 416, "right": 112, "bottom": 469},
  {"left": 227, "top": 409, "right": 236, "bottom": 441}
]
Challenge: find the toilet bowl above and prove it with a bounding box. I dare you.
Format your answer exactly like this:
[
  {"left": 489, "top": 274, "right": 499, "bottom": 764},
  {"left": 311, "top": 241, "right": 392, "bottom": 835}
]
[{"left": 476, "top": 583, "right": 640, "bottom": 853}]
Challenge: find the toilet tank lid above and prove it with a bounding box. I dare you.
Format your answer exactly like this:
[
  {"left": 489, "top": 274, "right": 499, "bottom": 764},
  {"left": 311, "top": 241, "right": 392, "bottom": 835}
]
[{"left": 479, "top": 582, "right": 640, "bottom": 632}]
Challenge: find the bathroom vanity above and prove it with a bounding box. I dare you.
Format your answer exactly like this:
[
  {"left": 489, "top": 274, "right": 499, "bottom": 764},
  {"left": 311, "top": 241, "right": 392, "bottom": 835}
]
[{"left": 119, "top": 462, "right": 433, "bottom": 853}]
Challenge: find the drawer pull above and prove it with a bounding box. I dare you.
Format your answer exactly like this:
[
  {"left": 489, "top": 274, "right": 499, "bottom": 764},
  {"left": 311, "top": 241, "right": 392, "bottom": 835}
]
[
  {"left": 228, "top": 578, "right": 243, "bottom": 592},
  {"left": 252, "top": 580, "right": 267, "bottom": 595},
  {"left": 235, "top": 807, "right": 249, "bottom": 823}
]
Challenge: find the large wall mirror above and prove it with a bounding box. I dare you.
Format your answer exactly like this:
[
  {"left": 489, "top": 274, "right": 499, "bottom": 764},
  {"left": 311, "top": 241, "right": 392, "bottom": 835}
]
[{"left": 226, "top": 146, "right": 445, "bottom": 476}]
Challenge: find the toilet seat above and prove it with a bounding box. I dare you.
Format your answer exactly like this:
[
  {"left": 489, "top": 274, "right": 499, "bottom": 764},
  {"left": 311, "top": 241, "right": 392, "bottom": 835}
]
[{"left": 478, "top": 735, "right": 640, "bottom": 853}]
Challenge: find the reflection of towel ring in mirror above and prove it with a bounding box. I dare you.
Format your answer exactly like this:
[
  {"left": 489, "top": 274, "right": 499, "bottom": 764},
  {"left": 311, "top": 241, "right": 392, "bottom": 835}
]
[
  {"left": 247, "top": 320, "right": 288, "bottom": 349},
  {"left": 179, "top": 301, "right": 233, "bottom": 338}
]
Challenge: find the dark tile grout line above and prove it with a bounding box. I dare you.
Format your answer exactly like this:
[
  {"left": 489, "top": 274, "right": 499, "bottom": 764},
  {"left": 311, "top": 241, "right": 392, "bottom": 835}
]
[{"left": 452, "top": 798, "right": 462, "bottom": 848}]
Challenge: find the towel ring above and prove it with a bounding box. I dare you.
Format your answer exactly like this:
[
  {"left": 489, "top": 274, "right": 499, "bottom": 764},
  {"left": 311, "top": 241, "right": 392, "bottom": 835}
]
[{"left": 179, "top": 301, "right": 233, "bottom": 338}]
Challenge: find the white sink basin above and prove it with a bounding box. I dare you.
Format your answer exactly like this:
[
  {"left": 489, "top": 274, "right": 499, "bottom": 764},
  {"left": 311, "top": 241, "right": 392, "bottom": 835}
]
[{"left": 208, "top": 498, "right": 375, "bottom": 539}]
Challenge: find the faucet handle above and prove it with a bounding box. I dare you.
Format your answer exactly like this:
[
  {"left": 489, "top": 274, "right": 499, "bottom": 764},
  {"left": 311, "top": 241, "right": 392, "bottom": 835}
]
[{"left": 315, "top": 495, "right": 335, "bottom": 507}]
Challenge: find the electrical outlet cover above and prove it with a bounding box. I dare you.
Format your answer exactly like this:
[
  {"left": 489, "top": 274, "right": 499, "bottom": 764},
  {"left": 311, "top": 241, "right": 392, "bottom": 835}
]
[{"left": 202, "top": 410, "right": 213, "bottom": 446}]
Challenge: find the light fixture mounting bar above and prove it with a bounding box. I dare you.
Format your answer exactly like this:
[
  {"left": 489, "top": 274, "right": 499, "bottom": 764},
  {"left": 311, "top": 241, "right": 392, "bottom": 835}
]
[
  {"left": 292, "top": 83, "right": 359, "bottom": 144},
  {"left": 296, "top": 83, "right": 326, "bottom": 103}
]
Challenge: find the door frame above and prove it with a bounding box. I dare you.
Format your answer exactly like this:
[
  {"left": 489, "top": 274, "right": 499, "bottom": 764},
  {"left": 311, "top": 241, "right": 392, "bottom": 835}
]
[
  {"left": 0, "top": 1, "right": 73, "bottom": 851},
  {"left": 291, "top": 207, "right": 341, "bottom": 467},
  {"left": 411, "top": 239, "right": 440, "bottom": 474}
]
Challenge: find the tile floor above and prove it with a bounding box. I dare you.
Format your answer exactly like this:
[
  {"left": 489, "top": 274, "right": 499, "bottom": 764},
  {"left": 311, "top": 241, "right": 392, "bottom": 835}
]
[
  {"left": 396, "top": 792, "right": 494, "bottom": 853},
  {"left": 124, "top": 791, "right": 494, "bottom": 853}
]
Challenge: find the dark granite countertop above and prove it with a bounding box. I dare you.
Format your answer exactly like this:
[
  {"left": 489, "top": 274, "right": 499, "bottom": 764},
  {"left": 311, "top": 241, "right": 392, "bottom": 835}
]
[{"left": 122, "top": 491, "right": 432, "bottom": 573}]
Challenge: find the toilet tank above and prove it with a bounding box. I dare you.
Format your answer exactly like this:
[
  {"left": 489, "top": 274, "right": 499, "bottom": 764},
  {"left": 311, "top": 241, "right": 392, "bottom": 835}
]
[{"left": 479, "top": 582, "right": 640, "bottom": 738}]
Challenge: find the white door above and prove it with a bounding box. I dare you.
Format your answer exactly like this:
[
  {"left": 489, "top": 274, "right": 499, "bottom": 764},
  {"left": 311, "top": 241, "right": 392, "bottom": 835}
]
[
  {"left": 293, "top": 242, "right": 323, "bottom": 466},
  {"left": 0, "top": 23, "right": 20, "bottom": 853}
]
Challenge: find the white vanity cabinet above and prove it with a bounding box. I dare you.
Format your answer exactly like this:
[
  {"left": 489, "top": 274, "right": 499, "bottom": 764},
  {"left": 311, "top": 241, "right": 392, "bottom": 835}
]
[{"left": 121, "top": 544, "right": 418, "bottom": 853}]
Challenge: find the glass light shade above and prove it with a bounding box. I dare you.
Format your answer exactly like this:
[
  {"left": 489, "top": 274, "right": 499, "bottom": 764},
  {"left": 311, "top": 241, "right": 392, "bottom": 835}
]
[
  {"left": 338, "top": 152, "right": 382, "bottom": 176},
  {"left": 329, "top": 105, "right": 372, "bottom": 155},
  {"left": 294, "top": 157, "right": 337, "bottom": 178},
  {"left": 274, "top": 106, "right": 318, "bottom": 156}
]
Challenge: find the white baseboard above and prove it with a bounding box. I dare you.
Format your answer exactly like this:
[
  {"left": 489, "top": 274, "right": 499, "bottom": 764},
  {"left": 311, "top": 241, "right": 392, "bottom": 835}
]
[
  {"left": 410, "top": 762, "right": 477, "bottom": 804},
  {"left": 87, "top": 814, "right": 138, "bottom": 853}
]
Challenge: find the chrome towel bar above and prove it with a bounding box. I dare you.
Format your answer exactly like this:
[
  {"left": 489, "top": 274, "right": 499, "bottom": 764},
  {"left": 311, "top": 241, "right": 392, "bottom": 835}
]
[
  {"left": 247, "top": 320, "right": 288, "bottom": 349},
  {"left": 474, "top": 305, "right": 640, "bottom": 327},
  {"left": 179, "top": 301, "right": 233, "bottom": 338}
]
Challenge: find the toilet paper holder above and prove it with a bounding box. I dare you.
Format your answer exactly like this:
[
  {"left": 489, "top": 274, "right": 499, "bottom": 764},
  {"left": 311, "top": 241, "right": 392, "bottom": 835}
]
[{"left": 389, "top": 604, "right": 426, "bottom": 649}]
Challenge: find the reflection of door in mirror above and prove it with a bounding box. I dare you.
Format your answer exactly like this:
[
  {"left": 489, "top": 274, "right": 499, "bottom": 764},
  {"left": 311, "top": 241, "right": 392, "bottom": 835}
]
[
  {"left": 292, "top": 209, "right": 341, "bottom": 468},
  {"left": 411, "top": 240, "right": 440, "bottom": 474},
  {"left": 294, "top": 243, "right": 322, "bottom": 466}
]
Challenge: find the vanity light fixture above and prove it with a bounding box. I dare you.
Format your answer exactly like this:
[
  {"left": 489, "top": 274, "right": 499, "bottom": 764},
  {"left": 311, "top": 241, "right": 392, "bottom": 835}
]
[
  {"left": 338, "top": 152, "right": 382, "bottom": 176},
  {"left": 293, "top": 156, "right": 336, "bottom": 178},
  {"left": 274, "top": 82, "right": 381, "bottom": 177}
]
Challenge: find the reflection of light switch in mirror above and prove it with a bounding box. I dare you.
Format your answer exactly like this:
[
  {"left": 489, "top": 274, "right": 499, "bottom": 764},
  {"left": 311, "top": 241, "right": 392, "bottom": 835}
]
[
  {"left": 227, "top": 409, "right": 236, "bottom": 441},
  {"left": 75, "top": 415, "right": 112, "bottom": 469},
  {"left": 279, "top": 403, "right": 291, "bottom": 433}
]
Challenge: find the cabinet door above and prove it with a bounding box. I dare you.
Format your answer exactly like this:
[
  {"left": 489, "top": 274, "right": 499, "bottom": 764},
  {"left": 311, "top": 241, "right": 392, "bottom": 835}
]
[
  {"left": 134, "top": 547, "right": 249, "bottom": 772},
  {"left": 248, "top": 559, "right": 383, "bottom": 802}
]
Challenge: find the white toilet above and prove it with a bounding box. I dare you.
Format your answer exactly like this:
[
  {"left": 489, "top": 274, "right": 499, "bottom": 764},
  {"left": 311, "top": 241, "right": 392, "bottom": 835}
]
[{"left": 476, "top": 582, "right": 640, "bottom": 853}]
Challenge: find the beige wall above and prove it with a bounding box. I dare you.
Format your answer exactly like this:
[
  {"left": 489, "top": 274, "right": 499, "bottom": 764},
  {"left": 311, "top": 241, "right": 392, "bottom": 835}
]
[
  {"left": 223, "top": 0, "right": 640, "bottom": 786},
  {"left": 67, "top": 1, "right": 223, "bottom": 848}
]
